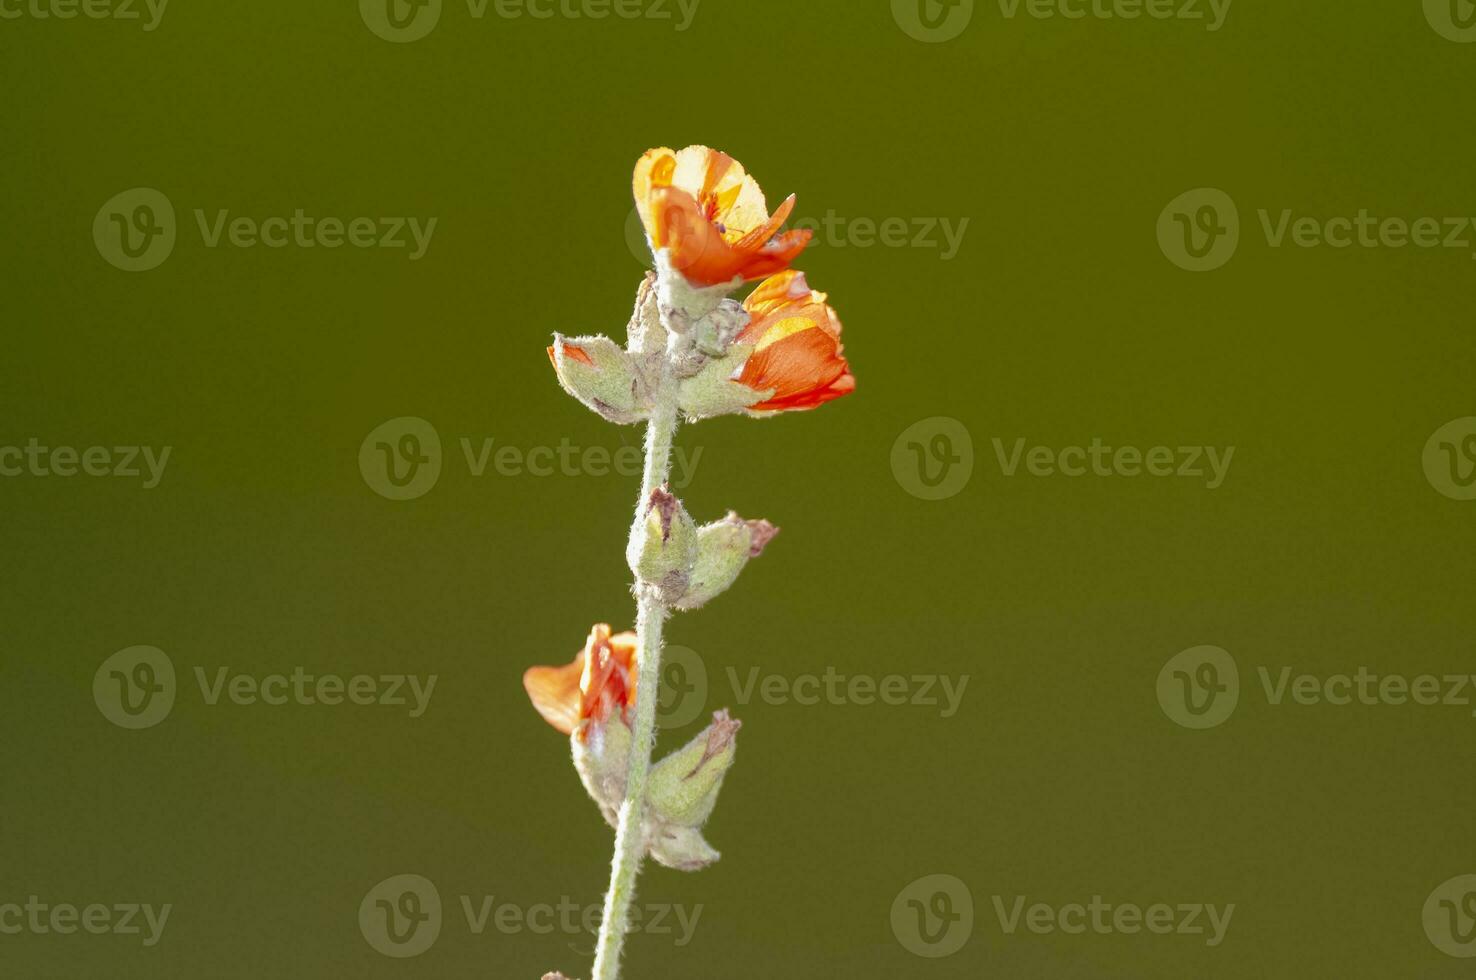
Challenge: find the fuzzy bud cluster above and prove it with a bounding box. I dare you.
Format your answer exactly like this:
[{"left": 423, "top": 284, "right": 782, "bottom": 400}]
[
  {"left": 573, "top": 706, "right": 742, "bottom": 872},
  {"left": 626, "top": 487, "right": 778, "bottom": 611},
  {"left": 548, "top": 273, "right": 779, "bottom": 425}
]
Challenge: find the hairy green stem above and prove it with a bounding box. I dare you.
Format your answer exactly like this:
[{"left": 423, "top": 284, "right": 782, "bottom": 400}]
[{"left": 592, "top": 331, "right": 683, "bottom": 980}]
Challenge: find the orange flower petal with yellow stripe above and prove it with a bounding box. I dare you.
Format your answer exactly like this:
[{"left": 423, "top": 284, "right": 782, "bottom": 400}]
[
  {"left": 633, "top": 146, "right": 812, "bottom": 287},
  {"left": 734, "top": 271, "right": 855, "bottom": 414}
]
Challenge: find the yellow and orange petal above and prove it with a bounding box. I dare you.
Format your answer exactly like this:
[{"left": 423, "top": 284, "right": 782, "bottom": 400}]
[
  {"left": 734, "top": 271, "right": 855, "bottom": 413},
  {"left": 523, "top": 624, "right": 639, "bottom": 738},
  {"left": 633, "top": 146, "right": 812, "bottom": 287}
]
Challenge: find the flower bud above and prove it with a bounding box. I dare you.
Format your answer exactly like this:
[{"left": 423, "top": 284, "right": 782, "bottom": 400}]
[
  {"left": 647, "top": 824, "right": 722, "bottom": 873},
  {"left": 626, "top": 272, "right": 668, "bottom": 355},
  {"left": 524, "top": 625, "right": 641, "bottom": 827},
  {"left": 547, "top": 334, "right": 653, "bottom": 425},
  {"left": 732, "top": 270, "right": 855, "bottom": 415},
  {"left": 644, "top": 709, "right": 741, "bottom": 872},
  {"left": 626, "top": 486, "right": 698, "bottom": 604},
  {"left": 647, "top": 709, "right": 740, "bottom": 829},
  {"left": 688, "top": 298, "right": 750, "bottom": 358},
  {"left": 573, "top": 706, "right": 631, "bottom": 829},
  {"left": 526, "top": 632, "right": 742, "bottom": 873},
  {"left": 673, "top": 514, "right": 779, "bottom": 611}
]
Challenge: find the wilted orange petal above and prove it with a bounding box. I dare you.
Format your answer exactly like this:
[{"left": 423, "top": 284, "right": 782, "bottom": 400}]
[
  {"left": 525, "top": 627, "right": 644, "bottom": 738},
  {"left": 523, "top": 655, "right": 586, "bottom": 736}
]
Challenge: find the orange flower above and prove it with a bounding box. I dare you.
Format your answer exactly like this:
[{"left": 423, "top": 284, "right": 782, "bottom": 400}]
[
  {"left": 633, "top": 146, "right": 812, "bottom": 287},
  {"left": 733, "top": 270, "right": 856, "bottom": 413},
  {"left": 523, "top": 624, "right": 639, "bottom": 739}
]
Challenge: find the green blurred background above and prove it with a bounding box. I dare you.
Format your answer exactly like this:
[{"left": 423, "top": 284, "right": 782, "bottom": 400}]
[{"left": 3, "top": 0, "right": 1475, "bottom": 976}]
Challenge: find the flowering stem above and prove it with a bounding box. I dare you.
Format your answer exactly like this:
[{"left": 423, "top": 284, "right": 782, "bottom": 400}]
[{"left": 592, "top": 332, "right": 683, "bottom": 980}]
